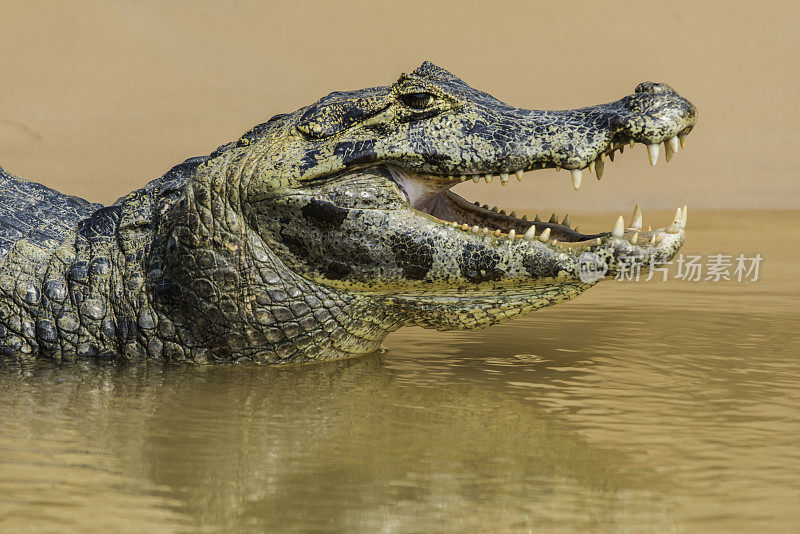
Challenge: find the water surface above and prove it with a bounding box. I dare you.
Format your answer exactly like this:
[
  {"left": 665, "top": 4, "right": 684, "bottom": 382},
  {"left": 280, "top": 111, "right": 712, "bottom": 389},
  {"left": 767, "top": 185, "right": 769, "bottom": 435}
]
[{"left": 1, "top": 210, "right": 798, "bottom": 532}]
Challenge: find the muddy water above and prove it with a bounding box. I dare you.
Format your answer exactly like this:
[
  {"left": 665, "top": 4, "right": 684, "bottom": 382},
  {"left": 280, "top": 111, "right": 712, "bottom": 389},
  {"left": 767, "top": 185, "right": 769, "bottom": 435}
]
[{"left": 0, "top": 210, "right": 798, "bottom": 533}]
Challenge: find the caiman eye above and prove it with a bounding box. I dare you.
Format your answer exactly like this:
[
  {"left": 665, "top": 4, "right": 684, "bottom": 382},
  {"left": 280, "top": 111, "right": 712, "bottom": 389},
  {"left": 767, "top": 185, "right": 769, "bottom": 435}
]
[{"left": 399, "top": 92, "right": 435, "bottom": 109}]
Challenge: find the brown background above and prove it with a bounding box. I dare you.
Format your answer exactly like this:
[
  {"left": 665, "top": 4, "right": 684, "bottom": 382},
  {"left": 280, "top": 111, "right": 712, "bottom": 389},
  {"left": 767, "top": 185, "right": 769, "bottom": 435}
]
[{"left": 1, "top": 0, "right": 797, "bottom": 211}]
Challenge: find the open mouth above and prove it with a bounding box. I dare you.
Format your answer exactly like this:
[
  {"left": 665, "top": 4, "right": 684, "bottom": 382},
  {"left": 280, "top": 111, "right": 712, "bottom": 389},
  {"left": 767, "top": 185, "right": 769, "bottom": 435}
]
[{"left": 389, "top": 133, "right": 690, "bottom": 250}]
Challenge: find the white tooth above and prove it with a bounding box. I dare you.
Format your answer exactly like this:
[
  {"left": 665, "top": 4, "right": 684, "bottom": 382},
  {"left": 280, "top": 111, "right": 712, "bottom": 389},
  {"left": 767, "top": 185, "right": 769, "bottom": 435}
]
[
  {"left": 538, "top": 228, "right": 550, "bottom": 241},
  {"left": 631, "top": 204, "right": 643, "bottom": 230},
  {"left": 595, "top": 157, "right": 604, "bottom": 180},
  {"left": 666, "top": 136, "right": 679, "bottom": 162},
  {"left": 472, "top": 175, "right": 480, "bottom": 183},
  {"left": 570, "top": 169, "right": 582, "bottom": 190},
  {"left": 472, "top": 225, "right": 480, "bottom": 234},
  {"left": 629, "top": 139, "right": 636, "bottom": 148},
  {"left": 647, "top": 143, "right": 660, "bottom": 166},
  {"left": 552, "top": 239, "right": 558, "bottom": 246},
  {"left": 524, "top": 225, "right": 536, "bottom": 240},
  {"left": 461, "top": 223, "right": 470, "bottom": 230},
  {"left": 483, "top": 227, "right": 490, "bottom": 235},
  {"left": 650, "top": 235, "right": 657, "bottom": 245},
  {"left": 561, "top": 213, "right": 571, "bottom": 227},
  {"left": 667, "top": 207, "right": 682, "bottom": 233},
  {"left": 631, "top": 232, "right": 639, "bottom": 245},
  {"left": 508, "top": 229, "right": 516, "bottom": 239},
  {"left": 493, "top": 229, "right": 502, "bottom": 237},
  {"left": 521, "top": 214, "right": 528, "bottom": 221},
  {"left": 595, "top": 238, "right": 603, "bottom": 245},
  {"left": 484, "top": 174, "right": 493, "bottom": 183},
  {"left": 681, "top": 205, "right": 688, "bottom": 228},
  {"left": 460, "top": 175, "right": 467, "bottom": 182},
  {"left": 451, "top": 221, "right": 458, "bottom": 227},
  {"left": 588, "top": 160, "right": 595, "bottom": 174},
  {"left": 500, "top": 173, "right": 509, "bottom": 185},
  {"left": 510, "top": 211, "right": 517, "bottom": 218},
  {"left": 612, "top": 215, "right": 625, "bottom": 238},
  {"left": 515, "top": 170, "right": 524, "bottom": 181},
  {"left": 679, "top": 134, "right": 687, "bottom": 149}
]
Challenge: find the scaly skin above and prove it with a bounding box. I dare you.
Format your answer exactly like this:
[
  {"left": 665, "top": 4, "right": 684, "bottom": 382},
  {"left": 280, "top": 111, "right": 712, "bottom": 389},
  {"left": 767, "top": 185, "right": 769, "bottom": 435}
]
[{"left": 0, "top": 62, "right": 697, "bottom": 364}]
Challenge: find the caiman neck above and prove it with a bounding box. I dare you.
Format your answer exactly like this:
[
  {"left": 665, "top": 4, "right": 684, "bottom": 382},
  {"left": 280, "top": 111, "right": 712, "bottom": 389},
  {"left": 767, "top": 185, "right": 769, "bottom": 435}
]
[{"left": 141, "top": 157, "right": 401, "bottom": 364}]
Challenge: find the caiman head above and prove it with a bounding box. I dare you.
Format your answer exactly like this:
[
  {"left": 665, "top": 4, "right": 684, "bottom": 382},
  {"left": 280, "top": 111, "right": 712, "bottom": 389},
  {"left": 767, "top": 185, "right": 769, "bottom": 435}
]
[{"left": 169, "top": 61, "right": 696, "bottom": 361}]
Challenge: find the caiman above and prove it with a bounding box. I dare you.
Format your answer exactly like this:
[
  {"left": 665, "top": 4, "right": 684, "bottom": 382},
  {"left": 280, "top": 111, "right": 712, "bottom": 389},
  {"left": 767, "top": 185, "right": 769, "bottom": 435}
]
[{"left": 0, "top": 62, "right": 696, "bottom": 364}]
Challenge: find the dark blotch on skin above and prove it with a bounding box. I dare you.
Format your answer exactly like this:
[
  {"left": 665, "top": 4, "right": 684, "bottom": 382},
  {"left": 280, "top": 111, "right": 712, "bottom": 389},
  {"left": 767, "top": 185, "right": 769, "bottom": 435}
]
[
  {"left": 324, "top": 262, "right": 352, "bottom": 280},
  {"left": 459, "top": 245, "right": 504, "bottom": 283},
  {"left": 301, "top": 199, "right": 348, "bottom": 230},
  {"left": 389, "top": 234, "right": 433, "bottom": 280}
]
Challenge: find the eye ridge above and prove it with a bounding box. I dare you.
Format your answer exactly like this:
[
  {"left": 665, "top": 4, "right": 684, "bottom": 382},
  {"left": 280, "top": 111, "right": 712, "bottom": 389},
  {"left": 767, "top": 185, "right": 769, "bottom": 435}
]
[{"left": 399, "top": 92, "right": 435, "bottom": 109}]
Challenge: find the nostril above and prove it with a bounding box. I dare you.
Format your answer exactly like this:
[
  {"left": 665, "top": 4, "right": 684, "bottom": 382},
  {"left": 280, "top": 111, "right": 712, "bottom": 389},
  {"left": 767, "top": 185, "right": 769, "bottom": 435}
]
[
  {"left": 635, "top": 82, "right": 658, "bottom": 93},
  {"left": 635, "top": 82, "right": 675, "bottom": 94}
]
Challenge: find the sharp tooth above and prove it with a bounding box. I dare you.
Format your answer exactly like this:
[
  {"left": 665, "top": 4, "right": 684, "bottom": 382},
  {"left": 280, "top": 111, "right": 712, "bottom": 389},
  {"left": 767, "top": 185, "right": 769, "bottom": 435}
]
[
  {"left": 629, "top": 139, "right": 636, "bottom": 148},
  {"left": 570, "top": 169, "right": 583, "bottom": 190},
  {"left": 595, "top": 238, "right": 602, "bottom": 245},
  {"left": 552, "top": 239, "right": 558, "bottom": 246},
  {"left": 473, "top": 201, "right": 480, "bottom": 206},
  {"left": 595, "top": 157, "right": 604, "bottom": 180},
  {"left": 549, "top": 213, "right": 558, "bottom": 223},
  {"left": 588, "top": 160, "right": 595, "bottom": 174},
  {"left": 472, "top": 175, "right": 480, "bottom": 183},
  {"left": 608, "top": 150, "right": 615, "bottom": 162},
  {"left": 460, "top": 175, "right": 467, "bottom": 182},
  {"left": 631, "top": 232, "right": 639, "bottom": 245},
  {"left": 647, "top": 143, "right": 660, "bottom": 166},
  {"left": 515, "top": 170, "right": 524, "bottom": 181},
  {"left": 612, "top": 215, "right": 625, "bottom": 238},
  {"left": 619, "top": 144, "right": 624, "bottom": 154},
  {"left": 631, "top": 204, "right": 643, "bottom": 230},
  {"left": 508, "top": 229, "right": 516, "bottom": 239},
  {"left": 500, "top": 209, "right": 506, "bottom": 215},
  {"left": 472, "top": 225, "right": 481, "bottom": 234},
  {"left": 667, "top": 207, "right": 682, "bottom": 233},
  {"left": 491, "top": 206, "right": 498, "bottom": 212},
  {"left": 648, "top": 225, "right": 652, "bottom": 232},
  {"left": 534, "top": 214, "right": 541, "bottom": 222},
  {"left": 650, "top": 235, "right": 656, "bottom": 245},
  {"left": 524, "top": 225, "right": 536, "bottom": 240},
  {"left": 679, "top": 134, "right": 687, "bottom": 149},
  {"left": 666, "top": 136, "right": 679, "bottom": 162},
  {"left": 510, "top": 211, "right": 517, "bottom": 218},
  {"left": 484, "top": 174, "right": 493, "bottom": 183},
  {"left": 681, "top": 205, "right": 688, "bottom": 228},
  {"left": 538, "top": 228, "right": 550, "bottom": 241},
  {"left": 522, "top": 214, "right": 528, "bottom": 221},
  {"left": 500, "top": 173, "right": 509, "bottom": 185},
  {"left": 561, "top": 213, "right": 571, "bottom": 227},
  {"left": 574, "top": 226, "right": 579, "bottom": 233},
  {"left": 555, "top": 166, "right": 562, "bottom": 172}
]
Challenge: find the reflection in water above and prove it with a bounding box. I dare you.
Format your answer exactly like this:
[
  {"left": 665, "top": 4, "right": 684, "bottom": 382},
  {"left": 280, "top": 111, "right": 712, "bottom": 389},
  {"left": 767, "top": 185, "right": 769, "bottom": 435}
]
[{"left": 1, "top": 211, "right": 798, "bottom": 532}]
